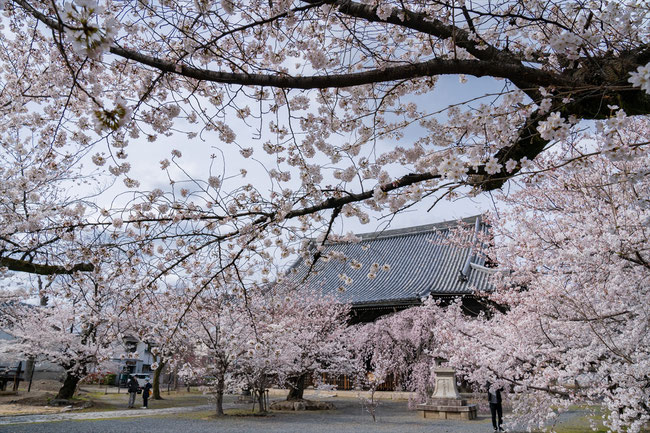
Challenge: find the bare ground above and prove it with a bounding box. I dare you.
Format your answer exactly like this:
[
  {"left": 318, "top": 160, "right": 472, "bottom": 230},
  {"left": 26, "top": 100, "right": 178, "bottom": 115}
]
[
  {"left": 0, "top": 382, "right": 212, "bottom": 417},
  {"left": 0, "top": 388, "right": 66, "bottom": 416}
]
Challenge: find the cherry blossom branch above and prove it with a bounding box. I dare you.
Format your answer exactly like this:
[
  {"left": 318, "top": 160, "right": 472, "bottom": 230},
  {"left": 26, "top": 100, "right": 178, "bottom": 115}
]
[
  {"left": 196, "top": 2, "right": 327, "bottom": 50},
  {"left": 300, "top": 205, "right": 342, "bottom": 284},
  {"left": 564, "top": 311, "right": 632, "bottom": 322},
  {"left": 309, "top": 0, "right": 506, "bottom": 62},
  {"left": 285, "top": 172, "right": 441, "bottom": 218},
  {"left": 618, "top": 251, "right": 650, "bottom": 271},
  {"left": 13, "top": 0, "right": 564, "bottom": 89}
]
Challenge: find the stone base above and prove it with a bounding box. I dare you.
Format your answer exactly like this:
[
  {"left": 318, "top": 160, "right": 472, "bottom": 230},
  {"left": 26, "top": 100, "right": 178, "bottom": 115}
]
[
  {"left": 426, "top": 398, "right": 468, "bottom": 406},
  {"left": 235, "top": 395, "right": 255, "bottom": 404},
  {"left": 416, "top": 402, "right": 477, "bottom": 420}
]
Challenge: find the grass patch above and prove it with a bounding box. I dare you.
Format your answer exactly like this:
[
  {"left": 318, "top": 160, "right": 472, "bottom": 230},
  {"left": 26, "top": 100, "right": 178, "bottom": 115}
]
[
  {"left": 533, "top": 407, "right": 650, "bottom": 433},
  {"left": 73, "top": 390, "right": 211, "bottom": 413},
  {"left": 545, "top": 421, "right": 609, "bottom": 433}
]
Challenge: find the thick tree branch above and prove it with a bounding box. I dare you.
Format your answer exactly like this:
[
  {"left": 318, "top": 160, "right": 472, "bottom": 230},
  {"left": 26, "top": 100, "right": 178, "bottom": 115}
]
[
  {"left": 111, "top": 45, "right": 563, "bottom": 89},
  {"left": 0, "top": 256, "right": 94, "bottom": 275},
  {"left": 14, "top": 0, "right": 650, "bottom": 102},
  {"left": 476, "top": 110, "right": 550, "bottom": 191}
]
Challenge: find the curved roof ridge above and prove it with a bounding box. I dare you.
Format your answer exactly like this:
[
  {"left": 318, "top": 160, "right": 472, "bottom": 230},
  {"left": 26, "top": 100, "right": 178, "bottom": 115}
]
[{"left": 342, "top": 215, "right": 483, "bottom": 243}]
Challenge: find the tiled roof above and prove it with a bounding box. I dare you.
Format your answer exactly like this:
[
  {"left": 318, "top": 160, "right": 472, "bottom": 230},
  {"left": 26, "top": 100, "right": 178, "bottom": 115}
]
[{"left": 284, "top": 216, "right": 495, "bottom": 306}]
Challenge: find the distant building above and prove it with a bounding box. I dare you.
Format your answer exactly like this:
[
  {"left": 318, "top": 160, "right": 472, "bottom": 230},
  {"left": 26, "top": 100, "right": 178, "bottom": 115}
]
[
  {"left": 111, "top": 337, "right": 156, "bottom": 383},
  {"left": 286, "top": 215, "right": 496, "bottom": 322}
]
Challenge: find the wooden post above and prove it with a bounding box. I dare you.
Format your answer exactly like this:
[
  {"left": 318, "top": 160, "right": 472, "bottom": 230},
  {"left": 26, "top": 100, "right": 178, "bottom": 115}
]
[
  {"left": 0, "top": 367, "right": 6, "bottom": 392},
  {"left": 13, "top": 361, "right": 22, "bottom": 392},
  {"left": 27, "top": 357, "right": 35, "bottom": 392}
]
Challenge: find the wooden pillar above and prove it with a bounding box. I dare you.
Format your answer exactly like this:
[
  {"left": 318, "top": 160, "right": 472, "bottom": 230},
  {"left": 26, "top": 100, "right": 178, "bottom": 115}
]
[{"left": 13, "top": 361, "right": 23, "bottom": 392}]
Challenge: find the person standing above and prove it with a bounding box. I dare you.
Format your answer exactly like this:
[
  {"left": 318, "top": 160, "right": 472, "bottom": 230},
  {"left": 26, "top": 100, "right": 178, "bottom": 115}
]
[
  {"left": 127, "top": 375, "right": 139, "bottom": 408},
  {"left": 487, "top": 385, "right": 504, "bottom": 432},
  {"left": 142, "top": 377, "right": 152, "bottom": 409}
]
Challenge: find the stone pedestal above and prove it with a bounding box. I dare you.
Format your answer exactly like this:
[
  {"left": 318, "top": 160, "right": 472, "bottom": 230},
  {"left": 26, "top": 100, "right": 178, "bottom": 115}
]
[
  {"left": 416, "top": 367, "right": 477, "bottom": 420},
  {"left": 235, "top": 388, "right": 255, "bottom": 404}
]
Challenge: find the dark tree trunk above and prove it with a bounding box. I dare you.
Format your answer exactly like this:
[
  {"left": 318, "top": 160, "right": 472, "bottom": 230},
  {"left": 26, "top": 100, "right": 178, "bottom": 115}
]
[
  {"left": 55, "top": 372, "right": 81, "bottom": 400},
  {"left": 215, "top": 371, "right": 225, "bottom": 416},
  {"left": 152, "top": 360, "right": 165, "bottom": 400},
  {"left": 254, "top": 384, "right": 267, "bottom": 413},
  {"left": 286, "top": 374, "right": 306, "bottom": 401}
]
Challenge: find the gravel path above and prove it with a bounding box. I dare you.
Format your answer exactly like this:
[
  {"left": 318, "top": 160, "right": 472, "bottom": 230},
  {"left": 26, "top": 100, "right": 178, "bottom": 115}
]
[
  {"left": 0, "top": 397, "right": 583, "bottom": 433},
  {"left": 0, "top": 404, "right": 213, "bottom": 426}
]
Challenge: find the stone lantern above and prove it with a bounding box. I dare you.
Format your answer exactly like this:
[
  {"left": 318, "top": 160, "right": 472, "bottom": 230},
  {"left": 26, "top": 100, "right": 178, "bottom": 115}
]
[{"left": 416, "top": 367, "right": 477, "bottom": 420}]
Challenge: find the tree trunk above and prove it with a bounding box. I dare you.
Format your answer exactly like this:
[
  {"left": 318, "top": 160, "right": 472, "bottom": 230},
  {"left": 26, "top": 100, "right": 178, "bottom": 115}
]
[
  {"left": 215, "top": 371, "right": 225, "bottom": 416},
  {"left": 152, "top": 360, "right": 165, "bottom": 400},
  {"left": 55, "top": 372, "right": 80, "bottom": 400},
  {"left": 256, "top": 385, "right": 266, "bottom": 413},
  {"left": 286, "top": 374, "right": 306, "bottom": 401}
]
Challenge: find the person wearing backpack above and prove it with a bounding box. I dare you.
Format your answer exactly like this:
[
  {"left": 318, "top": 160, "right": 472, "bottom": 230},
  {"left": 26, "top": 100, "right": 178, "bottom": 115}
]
[{"left": 142, "top": 377, "right": 153, "bottom": 409}]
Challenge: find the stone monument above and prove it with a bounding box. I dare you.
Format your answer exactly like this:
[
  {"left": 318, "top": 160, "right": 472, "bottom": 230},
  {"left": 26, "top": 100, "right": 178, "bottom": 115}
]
[{"left": 416, "top": 367, "right": 477, "bottom": 420}]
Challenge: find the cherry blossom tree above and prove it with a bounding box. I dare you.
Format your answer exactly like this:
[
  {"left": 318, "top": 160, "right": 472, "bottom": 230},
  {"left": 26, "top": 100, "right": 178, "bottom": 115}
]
[
  {"left": 179, "top": 291, "right": 281, "bottom": 414},
  {"left": 117, "top": 284, "right": 190, "bottom": 401},
  {"left": 350, "top": 302, "right": 440, "bottom": 402},
  {"left": 175, "top": 283, "right": 352, "bottom": 414},
  {"left": 0, "top": 271, "right": 121, "bottom": 399},
  {"left": 430, "top": 122, "right": 650, "bottom": 432},
  {"left": 272, "top": 292, "right": 353, "bottom": 401},
  {"left": 177, "top": 289, "right": 245, "bottom": 416},
  {"left": 0, "top": 0, "right": 646, "bottom": 309}
]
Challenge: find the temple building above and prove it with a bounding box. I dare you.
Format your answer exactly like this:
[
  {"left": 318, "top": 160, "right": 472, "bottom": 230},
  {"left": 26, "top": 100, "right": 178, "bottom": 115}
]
[{"left": 285, "top": 215, "right": 496, "bottom": 323}]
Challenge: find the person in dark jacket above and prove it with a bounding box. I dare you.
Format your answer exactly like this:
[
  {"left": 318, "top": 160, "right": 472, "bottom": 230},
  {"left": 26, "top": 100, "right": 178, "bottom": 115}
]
[
  {"left": 142, "top": 377, "right": 152, "bottom": 409},
  {"left": 487, "top": 384, "right": 504, "bottom": 431},
  {"left": 127, "top": 376, "right": 139, "bottom": 408}
]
